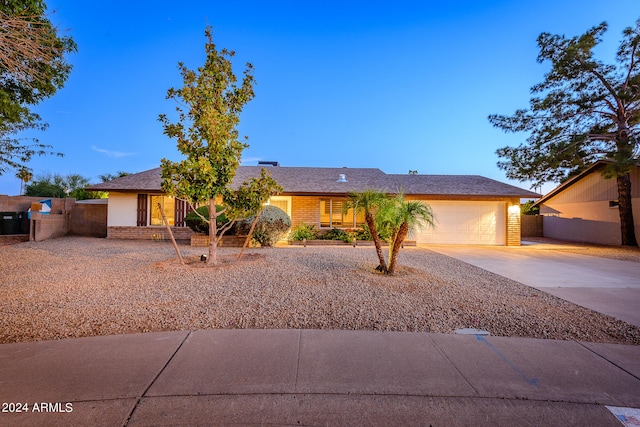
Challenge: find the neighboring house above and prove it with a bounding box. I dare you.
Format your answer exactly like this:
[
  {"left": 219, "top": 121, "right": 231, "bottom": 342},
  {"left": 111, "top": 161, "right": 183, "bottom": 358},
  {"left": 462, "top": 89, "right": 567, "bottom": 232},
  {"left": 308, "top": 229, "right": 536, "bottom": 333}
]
[
  {"left": 87, "top": 165, "right": 539, "bottom": 245},
  {"left": 534, "top": 160, "right": 640, "bottom": 246}
]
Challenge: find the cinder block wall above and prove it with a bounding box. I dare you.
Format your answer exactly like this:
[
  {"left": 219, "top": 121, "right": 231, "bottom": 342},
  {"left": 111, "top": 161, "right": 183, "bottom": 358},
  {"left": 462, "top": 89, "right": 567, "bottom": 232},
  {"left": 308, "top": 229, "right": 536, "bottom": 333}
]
[
  {"left": 70, "top": 204, "right": 107, "bottom": 237},
  {"left": 1, "top": 196, "right": 108, "bottom": 240},
  {"left": 30, "top": 213, "right": 68, "bottom": 242},
  {"left": 521, "top": 215, "right": 543, "bottom": 237},
  {"left": 0, "top": 195, "right": 67, "bottom": 213}
]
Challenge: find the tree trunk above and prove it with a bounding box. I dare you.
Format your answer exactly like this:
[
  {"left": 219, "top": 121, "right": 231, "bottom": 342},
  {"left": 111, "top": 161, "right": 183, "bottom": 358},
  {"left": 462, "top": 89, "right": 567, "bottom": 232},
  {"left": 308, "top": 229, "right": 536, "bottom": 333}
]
[
  {"left": 158, "top": 202, "right": 184, "bottom": 265},
  {"left": 237, "top": 211, "right": 260, "bottom": 261},
  {"left": 387, "top": 222, "right": 409, "bottom": 275},
  {"left": 207, "top": 198, "right": 218, "bottom": 264},
  {"left": 617, "top": 174, "right": 638, "bottom": 247},
  {"left": 366, "top": 213, "right": 387, "bottom": 273}
]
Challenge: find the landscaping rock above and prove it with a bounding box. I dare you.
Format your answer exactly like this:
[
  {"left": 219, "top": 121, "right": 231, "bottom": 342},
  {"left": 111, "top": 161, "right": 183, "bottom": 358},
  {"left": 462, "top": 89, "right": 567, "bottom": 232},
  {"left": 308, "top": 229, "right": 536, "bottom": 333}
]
[{"left": 0, "top": 236, "right": 638, "bottom": 345}]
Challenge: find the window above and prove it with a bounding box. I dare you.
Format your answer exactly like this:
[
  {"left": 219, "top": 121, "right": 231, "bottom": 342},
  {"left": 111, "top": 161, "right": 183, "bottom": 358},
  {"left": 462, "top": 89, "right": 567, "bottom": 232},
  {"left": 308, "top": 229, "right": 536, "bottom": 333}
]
[
  {"left": 266, "top": 196, "right": 291, "bottom": 217},
  {"left": 320, "top": 198, "right": 365, "bottom": 228},
  {"left": 149, "top": 195, "right": 176, "bottom": 226}
]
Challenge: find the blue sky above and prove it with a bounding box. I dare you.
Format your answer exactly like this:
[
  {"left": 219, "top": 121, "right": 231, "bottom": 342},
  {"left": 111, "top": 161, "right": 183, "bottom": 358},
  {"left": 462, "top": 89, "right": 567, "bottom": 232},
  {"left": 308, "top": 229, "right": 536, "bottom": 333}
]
[{"left": 1, "top": 0, "right": 638, "bottom": 196}]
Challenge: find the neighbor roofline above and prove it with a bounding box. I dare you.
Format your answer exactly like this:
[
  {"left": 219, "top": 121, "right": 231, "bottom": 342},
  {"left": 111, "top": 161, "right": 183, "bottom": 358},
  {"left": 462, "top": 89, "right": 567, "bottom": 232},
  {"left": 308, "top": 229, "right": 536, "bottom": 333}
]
[{"left": 533, "top": 160, "right": 627, "bottom": 206}]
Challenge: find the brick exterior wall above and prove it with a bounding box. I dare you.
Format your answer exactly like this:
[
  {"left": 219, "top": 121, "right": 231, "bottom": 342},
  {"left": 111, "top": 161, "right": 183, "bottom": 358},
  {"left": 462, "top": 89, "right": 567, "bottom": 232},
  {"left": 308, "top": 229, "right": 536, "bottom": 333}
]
[
  {"left": 289, "top": 195, "right": 524, "bottom": 246},
  {"left": 190, "top": 234, "right": 250, "bottom": 247},
  {"left": 506, "top": 201, "right": 521, "bottom": 246},
  {"left": 291, "top": 196, "right": 319, "bottom": 227},
  {"left": 107, "top": 226, "right": 194, "bottom": 241}
]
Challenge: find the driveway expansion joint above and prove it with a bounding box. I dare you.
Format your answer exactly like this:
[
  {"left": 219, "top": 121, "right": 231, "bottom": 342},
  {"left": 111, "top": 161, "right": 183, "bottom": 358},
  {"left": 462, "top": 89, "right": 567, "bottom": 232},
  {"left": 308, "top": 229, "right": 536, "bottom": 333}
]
[
  {"left": 428, "top": 333, "right": 480, "bottom": 396},
  {"left": 577, "top": 340, "right": 640, "bottom": 382},
  {"left": 293, "top": 330, "right": 302, "bottom": 393},
  {"left": 123, "top": 330, "right": 192, "bottom": 426}
]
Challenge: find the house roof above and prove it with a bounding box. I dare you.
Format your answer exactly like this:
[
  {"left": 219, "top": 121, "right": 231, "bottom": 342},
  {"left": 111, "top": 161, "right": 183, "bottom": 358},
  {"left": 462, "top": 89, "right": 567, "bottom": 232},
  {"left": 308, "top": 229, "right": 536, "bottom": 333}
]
[
  {"left": 87, "top": 165, "right": 540, "bottom": 198},
  {"left": 533, "top": 160, "right": 640, "bottom": 206}
]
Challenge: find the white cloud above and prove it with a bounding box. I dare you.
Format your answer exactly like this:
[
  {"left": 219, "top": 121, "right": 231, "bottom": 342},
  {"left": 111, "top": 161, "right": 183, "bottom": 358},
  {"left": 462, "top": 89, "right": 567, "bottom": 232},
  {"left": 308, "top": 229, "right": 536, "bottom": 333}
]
[{"left": 91, "top": 146, "right": 137, "bottom": 158}]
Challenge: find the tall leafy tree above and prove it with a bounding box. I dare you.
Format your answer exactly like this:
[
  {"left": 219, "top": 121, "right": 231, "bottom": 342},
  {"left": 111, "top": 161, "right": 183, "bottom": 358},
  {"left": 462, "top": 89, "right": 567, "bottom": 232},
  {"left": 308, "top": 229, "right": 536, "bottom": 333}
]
[
  {"left": 98, "top": 171, "right": 130, "bottom": 182},
  {"left": 24, "top": 172, "right": 66, "bottom": 197},
  {"left": 489, "top": 19, "right": 640, "bottom": 246},
  {"left": 160, "top": 27, "right": 274, "bottom": 265},
  {"left": 24, "top": 172, "right": 104, "bottom": 199},
  {"left": 0, "top": 0, "right": 76, "bottom": 175}
]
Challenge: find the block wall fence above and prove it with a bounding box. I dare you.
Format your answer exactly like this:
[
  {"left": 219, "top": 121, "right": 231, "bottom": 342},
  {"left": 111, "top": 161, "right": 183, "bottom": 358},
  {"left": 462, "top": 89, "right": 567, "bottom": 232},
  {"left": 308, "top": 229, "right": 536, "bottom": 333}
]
[{"left": 0, "top": 196, "right": 107, "bottom": 242}]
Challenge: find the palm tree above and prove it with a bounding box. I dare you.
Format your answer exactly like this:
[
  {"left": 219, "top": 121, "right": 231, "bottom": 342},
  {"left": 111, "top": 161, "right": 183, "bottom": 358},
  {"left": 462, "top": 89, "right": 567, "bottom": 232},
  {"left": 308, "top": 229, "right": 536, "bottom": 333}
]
[
  {"left": 16, "top": 168, "right": 32, "bottom": 195},
  {"left": 346, "top": 190, "right": 389, "bottom": 273},
  {"left": 377, "top": 194, "right": 435, "bottom": 275}
]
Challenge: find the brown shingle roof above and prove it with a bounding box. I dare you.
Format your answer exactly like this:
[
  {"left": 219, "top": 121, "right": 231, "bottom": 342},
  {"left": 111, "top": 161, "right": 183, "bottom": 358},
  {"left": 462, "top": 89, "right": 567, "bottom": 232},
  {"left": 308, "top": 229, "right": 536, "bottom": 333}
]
[
  {"left": 87, "top": 166, "right": 540, "bottom": 198},
  {"left": 87, "top": 168, "right": 164, "bottom": 192},
  {"left": 385, "top": 174, "right": 540, "bottom": 197}
]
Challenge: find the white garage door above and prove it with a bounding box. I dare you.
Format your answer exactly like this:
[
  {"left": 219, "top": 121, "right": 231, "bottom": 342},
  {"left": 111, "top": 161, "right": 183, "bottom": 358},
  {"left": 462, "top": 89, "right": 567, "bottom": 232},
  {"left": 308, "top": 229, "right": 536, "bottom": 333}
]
[{"left": 414, "top": 201, "right": 506, "bottom": 245}]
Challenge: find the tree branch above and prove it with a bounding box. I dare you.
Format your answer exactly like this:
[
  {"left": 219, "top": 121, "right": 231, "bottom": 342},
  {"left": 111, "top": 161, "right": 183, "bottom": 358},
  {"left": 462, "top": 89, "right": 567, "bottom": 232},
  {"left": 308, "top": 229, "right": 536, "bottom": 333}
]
[
  {"left": 623, "top": 42, "right": 637, "bottom": 90},
  {"left": 0, "top": 11, "right": 64, "bottom": 88}
]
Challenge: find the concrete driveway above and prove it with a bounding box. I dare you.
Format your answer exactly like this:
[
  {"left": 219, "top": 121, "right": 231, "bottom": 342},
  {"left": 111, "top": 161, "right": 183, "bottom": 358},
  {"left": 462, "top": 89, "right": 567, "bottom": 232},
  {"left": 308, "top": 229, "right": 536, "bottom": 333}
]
[{"left": 427, "top": 241, "right": 640, "bottom": 328}]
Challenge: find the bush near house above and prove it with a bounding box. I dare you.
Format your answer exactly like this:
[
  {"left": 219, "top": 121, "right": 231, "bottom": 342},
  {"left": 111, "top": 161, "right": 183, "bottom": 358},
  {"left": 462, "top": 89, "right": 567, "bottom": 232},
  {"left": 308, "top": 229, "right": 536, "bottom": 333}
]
[
  {"left": 237, "top": 205, "right": 291, "bottom": 247},
  {"left": 320, "top": 228, "right": 354, "bottom": 243},
  {"left": 289, "top": 223, "right": 317, "bottom": 241},
  {"left": 289, "top": 223, "right": 377, "bottom": 243},
  {"left": 184, "top": 205, "right": 230, "bottom": 234}
]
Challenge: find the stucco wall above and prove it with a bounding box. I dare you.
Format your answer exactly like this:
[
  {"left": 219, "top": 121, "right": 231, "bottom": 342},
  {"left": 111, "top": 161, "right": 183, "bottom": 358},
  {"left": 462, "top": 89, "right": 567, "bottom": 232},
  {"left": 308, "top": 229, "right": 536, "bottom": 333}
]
[
  {"left": 539, "top": 168, "right": 640, "bottom": 245},
  {"left": 107, "top": 192, "right": 138, "bottom": 226},
  {"left": 541, "top": 199, "right": 640, "bottom": 245}
]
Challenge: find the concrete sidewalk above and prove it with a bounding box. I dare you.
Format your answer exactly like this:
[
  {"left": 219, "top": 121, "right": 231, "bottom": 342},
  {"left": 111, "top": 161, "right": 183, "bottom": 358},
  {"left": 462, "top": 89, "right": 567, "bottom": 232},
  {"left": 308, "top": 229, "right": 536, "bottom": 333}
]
[
  {"left": 0, "top": 329, "right": 639, "bottom": 426},
  {"left": 427, "top": 242, "right": 640, "bottom": 327}
]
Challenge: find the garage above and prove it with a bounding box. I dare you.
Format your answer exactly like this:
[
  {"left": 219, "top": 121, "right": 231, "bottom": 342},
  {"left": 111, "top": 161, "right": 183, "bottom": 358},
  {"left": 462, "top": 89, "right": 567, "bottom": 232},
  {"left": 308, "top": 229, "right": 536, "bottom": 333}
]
[{"left": 414, "top": 201, "right": 506, "bottom": 245}]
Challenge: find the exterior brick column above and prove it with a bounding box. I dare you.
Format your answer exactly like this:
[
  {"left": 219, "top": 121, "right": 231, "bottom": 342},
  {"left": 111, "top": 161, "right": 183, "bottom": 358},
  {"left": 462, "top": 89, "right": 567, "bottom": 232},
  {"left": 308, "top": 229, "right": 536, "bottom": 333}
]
[{"left": 506, "top": 201, "right": 521, "bottom": 246}]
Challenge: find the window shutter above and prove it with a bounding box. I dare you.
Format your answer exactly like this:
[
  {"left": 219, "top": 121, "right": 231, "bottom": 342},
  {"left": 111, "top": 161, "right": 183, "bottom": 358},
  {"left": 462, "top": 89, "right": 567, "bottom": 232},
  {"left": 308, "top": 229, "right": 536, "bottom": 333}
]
[
  {"left": 175, "top": 199, "right": 187, "bottom": 227},
  {"left": 137, "top": 194, "right": 147, "bottom": 226}
]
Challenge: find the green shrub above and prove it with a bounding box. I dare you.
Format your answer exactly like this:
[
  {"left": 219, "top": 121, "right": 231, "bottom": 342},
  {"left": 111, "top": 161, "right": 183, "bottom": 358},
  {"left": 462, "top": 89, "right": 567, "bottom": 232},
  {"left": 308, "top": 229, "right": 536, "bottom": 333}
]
[
  {"left": 321, "top": 228, "right": 354, "bottom": 243},
  {"left": 353, "top": 224, "right": 373, "bottom": 241},
  {"left": 353, "top": 222, "right": 392, "bottom": 242},
  {"left": 238, "top": 205, "right": 292, "bottom": 247},
  {"left": 289, "top": 223, "right": 317, "bottom": 241},
  {"left": 521, "top": 200, "right": 540, "bottom": 215},
  {"left": 184, "top": 205, "right": 229, "bottom": 234}
]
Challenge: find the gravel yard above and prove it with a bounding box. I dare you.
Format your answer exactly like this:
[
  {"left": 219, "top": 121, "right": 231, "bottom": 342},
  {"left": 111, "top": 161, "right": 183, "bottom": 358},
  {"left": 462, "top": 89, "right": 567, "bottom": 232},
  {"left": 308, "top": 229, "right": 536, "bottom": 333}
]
[{"left": 1, "top": 236, "right": 639, "bottom": 345}]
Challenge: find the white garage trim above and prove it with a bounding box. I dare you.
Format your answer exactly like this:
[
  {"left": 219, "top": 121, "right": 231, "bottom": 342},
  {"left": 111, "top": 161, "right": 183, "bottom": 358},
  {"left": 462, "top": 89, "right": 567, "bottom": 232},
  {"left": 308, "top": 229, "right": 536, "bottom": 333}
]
[{"left": 415, "top": 201, "right": 506, "bottom": 245}]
